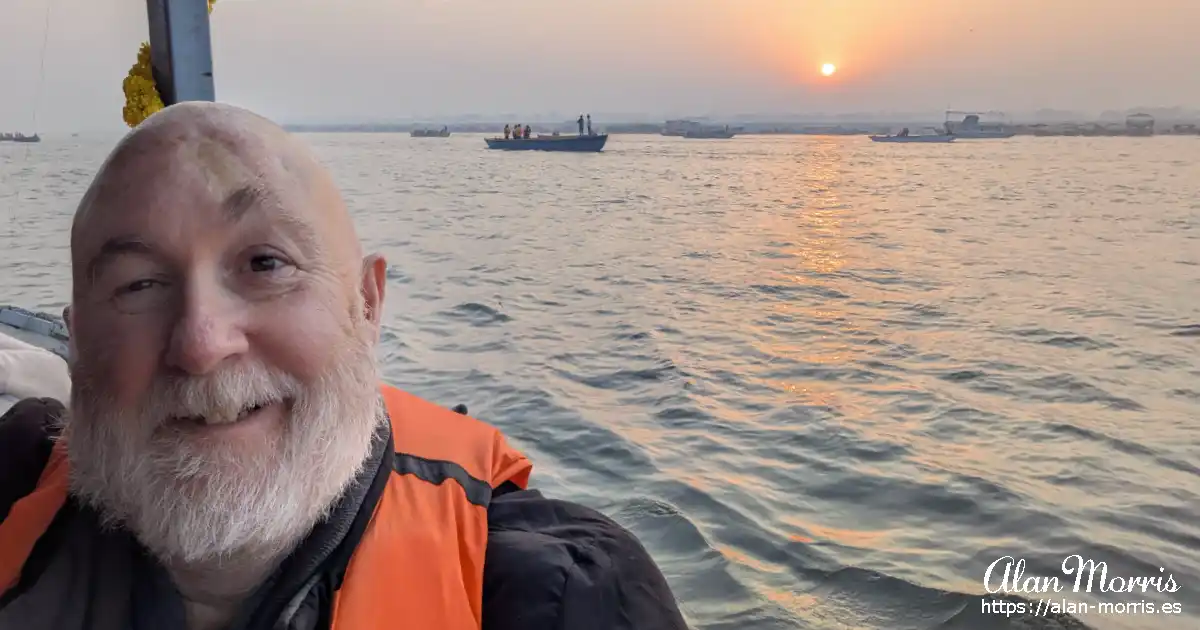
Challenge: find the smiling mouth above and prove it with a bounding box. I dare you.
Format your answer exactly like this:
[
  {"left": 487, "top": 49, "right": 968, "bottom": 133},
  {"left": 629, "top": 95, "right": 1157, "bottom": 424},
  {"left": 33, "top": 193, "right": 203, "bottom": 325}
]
[{"left": 177, "top": 401, "right": 272, "bottom": 427}]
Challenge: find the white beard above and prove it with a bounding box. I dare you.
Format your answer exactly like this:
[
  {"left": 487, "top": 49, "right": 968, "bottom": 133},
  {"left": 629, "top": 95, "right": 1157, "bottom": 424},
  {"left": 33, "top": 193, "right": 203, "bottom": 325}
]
[{"left": 64, "top": 335, "right": 382, "bottom": 565}]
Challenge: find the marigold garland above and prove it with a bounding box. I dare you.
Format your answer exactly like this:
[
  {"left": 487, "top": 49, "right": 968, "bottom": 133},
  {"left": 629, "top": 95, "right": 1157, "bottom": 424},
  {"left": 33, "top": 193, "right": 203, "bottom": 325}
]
[{"left": 122, "top": 0, "right": 217, "bottom": 128}]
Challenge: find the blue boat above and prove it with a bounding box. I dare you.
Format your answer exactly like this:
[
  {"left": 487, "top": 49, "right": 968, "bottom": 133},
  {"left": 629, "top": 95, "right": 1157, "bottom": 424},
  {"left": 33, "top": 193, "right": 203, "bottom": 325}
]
[{"left": 485, "top": 134, "right": 608, "bottom": 152}]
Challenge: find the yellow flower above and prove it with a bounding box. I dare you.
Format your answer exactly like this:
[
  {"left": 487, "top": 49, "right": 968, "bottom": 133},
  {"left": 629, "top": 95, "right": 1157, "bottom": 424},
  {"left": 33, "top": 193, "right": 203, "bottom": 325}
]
[
  {"left": 122, "top": 1, "right": 217, "bottom": 128},
  {"left": 122, "top": 42, "right": 163, "bottom": 128}
]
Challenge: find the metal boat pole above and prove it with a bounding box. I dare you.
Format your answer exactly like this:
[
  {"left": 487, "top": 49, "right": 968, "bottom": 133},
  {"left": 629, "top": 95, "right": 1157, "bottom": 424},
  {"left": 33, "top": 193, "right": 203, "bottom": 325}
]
[{"left": 145, "top": 0, "right": 215, "bottom": 105}]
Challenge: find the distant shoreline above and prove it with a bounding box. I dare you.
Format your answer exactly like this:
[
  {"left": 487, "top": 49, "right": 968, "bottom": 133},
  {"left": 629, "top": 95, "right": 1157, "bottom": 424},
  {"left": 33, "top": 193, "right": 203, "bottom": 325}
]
[{"left": 284, "top": 120, "right": 1200, "bottom": 138}]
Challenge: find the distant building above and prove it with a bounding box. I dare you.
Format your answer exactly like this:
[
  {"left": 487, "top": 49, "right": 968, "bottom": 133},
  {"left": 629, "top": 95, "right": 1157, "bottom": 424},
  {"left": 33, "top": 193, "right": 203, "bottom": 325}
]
[
  {"left": 1125, "top": 113, "right": 1155, "bottom": 136},
  {"left": 662, "top": 120, "right": 702, "bottom": 136}
]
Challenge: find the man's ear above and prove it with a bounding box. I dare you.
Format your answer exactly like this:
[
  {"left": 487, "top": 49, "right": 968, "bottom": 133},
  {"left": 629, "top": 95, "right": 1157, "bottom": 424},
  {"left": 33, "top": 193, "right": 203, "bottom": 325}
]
[
  {"left": 359, "top": 254, "right": 388, "bottom": 339},
  {"left": 62, "top": 303, "right": 77, "bottom": 364},
  {"left": 62, "top": 304, "right": 72, "bottom": 335}
]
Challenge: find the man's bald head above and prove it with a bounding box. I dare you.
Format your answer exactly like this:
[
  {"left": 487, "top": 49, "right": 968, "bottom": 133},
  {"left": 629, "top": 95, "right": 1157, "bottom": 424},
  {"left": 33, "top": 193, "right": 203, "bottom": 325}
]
[
  {"left": 63, "top": 101, "right": 389, "bottom": 567},
  {"left": 72, "top": 102, "right": 362, "bottom": 289}
]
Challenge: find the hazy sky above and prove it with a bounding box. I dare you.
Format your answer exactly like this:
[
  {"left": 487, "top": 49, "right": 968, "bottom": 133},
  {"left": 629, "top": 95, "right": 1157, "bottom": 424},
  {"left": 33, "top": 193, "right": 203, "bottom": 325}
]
[{"left": 2, "top": 0, "right": 1198, "bottom": 131}]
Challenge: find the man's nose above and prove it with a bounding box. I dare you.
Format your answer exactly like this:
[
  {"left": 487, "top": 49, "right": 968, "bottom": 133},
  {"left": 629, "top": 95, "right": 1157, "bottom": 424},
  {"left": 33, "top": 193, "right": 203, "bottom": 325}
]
[{"left": 165, "top": 283, "right": 250, "bottom": 375}]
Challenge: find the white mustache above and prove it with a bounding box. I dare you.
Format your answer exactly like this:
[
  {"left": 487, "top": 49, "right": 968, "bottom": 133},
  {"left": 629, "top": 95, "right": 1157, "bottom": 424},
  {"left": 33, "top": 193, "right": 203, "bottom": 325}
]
[{"left": 147, "top": 363, "right": 302, "bottom": 425}]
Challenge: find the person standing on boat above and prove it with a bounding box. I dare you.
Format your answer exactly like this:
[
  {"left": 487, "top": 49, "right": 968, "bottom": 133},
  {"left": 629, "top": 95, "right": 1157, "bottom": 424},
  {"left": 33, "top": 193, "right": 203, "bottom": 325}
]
[
  {"left": 577, "top": 114, "right": 585, "bottom": 136},
  {"left": 504, "top": 123, "right": 511, "bottom": 139},
  {"left": 0, "top": 102, "right": 688, "bottom": 630},
  {"left": 523, "top": 124, "right": 531, "bottom": 139},
  {"left": 514, "top": 122, "right": 523, "bottom": 139},
  {"left": 586, "top": 114, "right": 592, "bottom": 136}
]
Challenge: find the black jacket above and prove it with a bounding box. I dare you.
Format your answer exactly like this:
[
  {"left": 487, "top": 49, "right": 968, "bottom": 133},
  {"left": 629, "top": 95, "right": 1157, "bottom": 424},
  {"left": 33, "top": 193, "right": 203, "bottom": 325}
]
[{"left": 0, "top": 397, "right": 689, "bottom": 630}]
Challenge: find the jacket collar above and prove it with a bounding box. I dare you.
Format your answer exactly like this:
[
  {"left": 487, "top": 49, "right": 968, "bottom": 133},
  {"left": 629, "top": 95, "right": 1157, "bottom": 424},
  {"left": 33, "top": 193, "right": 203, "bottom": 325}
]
[{"left": 234, "top": 403, "right": 394, "bottom": 630}]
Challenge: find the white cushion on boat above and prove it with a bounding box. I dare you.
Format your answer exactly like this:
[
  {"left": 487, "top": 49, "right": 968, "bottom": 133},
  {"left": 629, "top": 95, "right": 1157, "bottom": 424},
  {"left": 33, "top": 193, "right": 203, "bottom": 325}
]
[{"left": 0, "top": 330, "right": 71, "bottom": 407}]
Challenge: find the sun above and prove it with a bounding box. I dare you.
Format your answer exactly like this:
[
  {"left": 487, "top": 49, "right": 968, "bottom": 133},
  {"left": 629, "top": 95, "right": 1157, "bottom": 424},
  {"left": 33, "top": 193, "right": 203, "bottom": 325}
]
[{"left": 821, "top": 63, "right": 837, "bottom": 77}]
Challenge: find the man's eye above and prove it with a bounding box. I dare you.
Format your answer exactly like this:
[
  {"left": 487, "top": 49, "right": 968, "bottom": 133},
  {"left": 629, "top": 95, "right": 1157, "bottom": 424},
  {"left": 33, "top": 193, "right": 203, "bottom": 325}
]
[
  {"left": 118, "top": 279, "right": 163, "bottom": 295},
  {"left": 249, "top": 255, "right": 287, "bottom": 273},
  {"left": 111, "top": 278, "right": 172, "bottom": 314}
]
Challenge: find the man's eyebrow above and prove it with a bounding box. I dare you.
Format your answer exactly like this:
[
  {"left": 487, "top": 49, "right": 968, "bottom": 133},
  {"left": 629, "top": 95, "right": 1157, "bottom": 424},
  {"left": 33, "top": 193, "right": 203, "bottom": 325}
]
[
  {"left": 223, "top": 183, "right": 323, "bottom": 255},
  {"left": 222, "top": 183, "right": 278, "bottom": 221},
  {"left": 85, "top": 237, "right": 156, "bottom": 284}
]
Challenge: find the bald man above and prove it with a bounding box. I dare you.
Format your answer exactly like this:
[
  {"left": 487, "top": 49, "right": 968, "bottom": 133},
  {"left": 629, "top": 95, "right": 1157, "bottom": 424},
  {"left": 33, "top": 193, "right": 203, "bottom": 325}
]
[{"left": 0, "top": 103, "right": 687, "bottom": 630}]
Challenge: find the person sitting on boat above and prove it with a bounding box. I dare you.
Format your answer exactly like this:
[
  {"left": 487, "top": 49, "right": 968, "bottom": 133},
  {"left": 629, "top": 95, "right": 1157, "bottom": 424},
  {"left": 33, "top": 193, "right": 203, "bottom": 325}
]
[
  {"left": 898, "top": 127, "right": 910, "bottom": 137},
  {"left": 504, "top": 123, "right": 511, "bottom": 139},
  {"left": 0, "top": 102, "right": 687, "bottom": 630},
  {"left": 523, "top": 124, "right": 531, "bottom": 139}
]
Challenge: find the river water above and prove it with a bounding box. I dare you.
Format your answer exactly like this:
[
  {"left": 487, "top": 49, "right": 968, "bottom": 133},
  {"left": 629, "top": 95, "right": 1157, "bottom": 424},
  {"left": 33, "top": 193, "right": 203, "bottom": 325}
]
[{"left": 2, "top": 133, "right": 1197, "bottom": 630}]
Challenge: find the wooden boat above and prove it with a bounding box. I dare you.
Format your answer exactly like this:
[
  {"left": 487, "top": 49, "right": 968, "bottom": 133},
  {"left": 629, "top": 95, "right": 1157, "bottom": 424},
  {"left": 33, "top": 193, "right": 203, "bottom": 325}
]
[
  {"left": 0, "top": 133, "right": 40, "bottom": 143},
  {"left": 869, "top": 133, "right": 955, "bottom": 143},
  {"left": 411, "top": 127, "right": 450, "bottom": 138},
  {"left": 485, "top": 133, "right": 607, "bottom": 152},
  {"left": 0, "top": 305, "right": 70, "bottom": 415}
]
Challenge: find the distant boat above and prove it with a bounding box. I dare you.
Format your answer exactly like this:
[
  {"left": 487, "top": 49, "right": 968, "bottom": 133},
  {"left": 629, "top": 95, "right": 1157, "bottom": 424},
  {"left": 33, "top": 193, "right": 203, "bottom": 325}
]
[
  {"left": 0, "top": 132, "right": 40, "bottom": 143},
  {"left": 869, "top": 133, "right": 955, "bottom": 143},
  {"left": 662, "top": 120, "right": 740, "bottom": 138},
  {"left": 411, "top": 126, "right": 450, "bottom": 138},
  {"left": 945, "top": 111, "right": 1015, "bottom": 139},
  {"left": 684, "top": 126, "right": 735, "bottom": 139},
  {"left": 662, "top": 119, "right": 698, "bottom": 136},
  {"left": 1125, "top": 113, "right": 1155, "bottom": 137},
  {"left": 485, "top": 133, "right": 608, "bottom": 152}
]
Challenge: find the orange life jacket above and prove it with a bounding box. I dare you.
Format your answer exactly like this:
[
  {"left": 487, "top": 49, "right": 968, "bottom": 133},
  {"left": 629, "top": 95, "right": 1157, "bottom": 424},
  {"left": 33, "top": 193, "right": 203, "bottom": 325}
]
[{"left": 0, "top": 383, "right": 532, "bottom": 630}]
